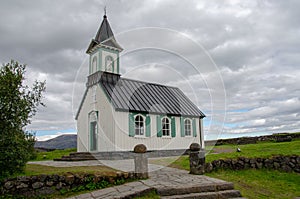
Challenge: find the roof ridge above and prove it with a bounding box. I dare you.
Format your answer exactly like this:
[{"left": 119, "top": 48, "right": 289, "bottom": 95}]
[{"left": 120, "top": 76, "right": 179, "bottom": 89}]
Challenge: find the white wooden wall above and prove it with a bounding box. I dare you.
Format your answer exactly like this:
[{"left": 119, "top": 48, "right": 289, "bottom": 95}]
[
  {"left": 77, "top": 84, "right": 204, "bottom": 152},
  {"left": 77, "top": 84, "right": 116, "bottom": 152},
  {"left": 114, "top": 112, "right": 202, "bottom": 151}
]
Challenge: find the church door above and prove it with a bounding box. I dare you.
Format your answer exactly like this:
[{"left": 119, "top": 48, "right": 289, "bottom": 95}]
[
  {"left": 89, "top": 111, "right": 98, "bottom": 151},
  {"left": 90, "top": 121, "right": 97, "bottom": 151}
]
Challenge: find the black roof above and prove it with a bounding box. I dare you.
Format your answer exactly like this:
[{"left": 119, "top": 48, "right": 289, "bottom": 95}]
[
  {"left": 86, "top": 15, "right": 122, "bottom": 53},
  {"left": 76, "top": 72, "right": 205, "bottom": 119}
]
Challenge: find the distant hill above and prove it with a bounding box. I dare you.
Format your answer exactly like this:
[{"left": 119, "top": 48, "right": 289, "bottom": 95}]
[{"left": 35, "top": 134, "right": 77, "bottom": 150}]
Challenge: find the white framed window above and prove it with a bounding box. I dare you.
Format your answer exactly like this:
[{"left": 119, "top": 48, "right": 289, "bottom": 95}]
[
  {"left": 162, "top": 117, "right": 170, "bottom": 136},
  {"left": 134, "top": 115, "right": 145, "bottom": 136},
  {"left": 184, "top": 119, "right": 192, "bottom": 136}
]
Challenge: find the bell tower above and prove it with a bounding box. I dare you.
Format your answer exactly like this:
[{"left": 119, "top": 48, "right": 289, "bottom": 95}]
[{"left": 86, "top": 13, "right": 123, "bottom": 75}]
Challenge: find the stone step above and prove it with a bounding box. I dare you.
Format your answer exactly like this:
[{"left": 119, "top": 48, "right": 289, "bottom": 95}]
[
  {"left": 157, "top": 182, "right": 234, "bottom": 196},
  {"left": 160, "top": 190, "right": 242, "bottom": 199},
  {"left": 53, "top": 157, "right": 97, "bottom": 161}
]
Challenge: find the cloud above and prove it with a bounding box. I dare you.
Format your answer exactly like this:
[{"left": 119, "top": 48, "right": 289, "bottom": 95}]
[{"left": 0, "top": 0, "right": 299, "bottom": 138}]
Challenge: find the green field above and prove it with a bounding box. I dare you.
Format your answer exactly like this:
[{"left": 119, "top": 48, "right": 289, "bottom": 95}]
[
  {"left": 169, "top": 140, "right": 300, "bottom": 170},
  {"left": 166, "top": 140, "right": 300, "bottom": 199},
  {"left": 32, "top": 148, "right": 76, "bottom": 161},
  {"left": 27, "top": 140, "right": 300, "bottom": 199},
  {"left": 24, "top": 164, "right": 116, "bottom": 176},
  {"left": 207, "top": 169, "right": 300, "bottom": 199}
]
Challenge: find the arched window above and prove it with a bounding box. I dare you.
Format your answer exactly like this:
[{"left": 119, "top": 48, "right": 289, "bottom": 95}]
[
  {"left": 184, "top": 119, "right": 192, "bottom": 136},
  {"left": 105, "top": 56, "right": 114, "bottom": 72},
  {"left": 92, "top": 57, "right": 97, "bottom": 73},
  {"left": 162, "top": 117, "right": 170, "bottom": 136},
  {"left": 135, "top": 115, "right": 144, "bottom": 136}
]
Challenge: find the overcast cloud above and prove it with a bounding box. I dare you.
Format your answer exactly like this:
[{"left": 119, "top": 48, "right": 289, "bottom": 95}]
[{"left": 0, "top": 0, "right": 299, "bottom": 140}]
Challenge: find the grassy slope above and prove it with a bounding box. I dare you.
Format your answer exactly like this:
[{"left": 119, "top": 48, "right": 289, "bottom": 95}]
[
  {"left": 29, "top": 141, "right": 299, "bottom": 198},
  {"left": 207, "top": 169, "right": 300, "bottom": 199},
  {"left": 167, "top": 140, "right": 300, "bottom": 199},
  {"left": 170, "top": 140, "right": 300, "bottom": 170},
  {"left": 24, "top": 164, "right": 117, "bottom": 176},
  {"left": 32, "top": 148, "right": 76, "bottom": 161}
]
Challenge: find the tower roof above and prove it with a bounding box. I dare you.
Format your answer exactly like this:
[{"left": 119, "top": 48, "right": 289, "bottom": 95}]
[
  {"left": 86, "top": 15, "right": 122, "bottom": 53},
  {"left": 95, "top": 15, "right": 114, "bottom": 43}
]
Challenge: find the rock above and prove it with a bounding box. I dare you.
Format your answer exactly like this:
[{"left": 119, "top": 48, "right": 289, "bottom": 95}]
[
  {"left": 205, "top": 163, "right": 213, "bottom": 172},
  {"left": 17, "top": 176, "right": 30, "bottom": 183},
  {"left": 32, "top": 182, "right": 44, "bottom": 189},
  {"left": 46, "top": 181, "right": 54, "bottom": 187},
  {"left": 4, "top": 181, "right": 14, "bottom": 190},
  {"left": 189, "top": 143, "right": 201, "bottom": 151},
  {"left": 36, "top": 187, "right": 56, "bottom": 195},
  {"left": 39, "top": 174, "right": 48, "bottom": 182},
  {"left": 55, "top": 182, "right": 65, "bottom": 190},
  {"left": 51, "top": 174, "right": 60, "bottom": 182},
  {"left": 59, "top": 175, "right": 65, "bottom": 181},
  {"left": 281, "top": 165, "right": 292, "bottom": 172},
  {"left": 65, "top": 174, "right": 75, "bottom": 184},
  {"left": 16, "top": 182, "right": 28, "bottom": 189},
  {"left": 256, "top": 162, "right": 263, "bottom": 169},
  {"left": 274, "top": 162, "right": 280, "bottom": 169},
  {"left": 134, "top": 144, "right": 147, "bottom": 153},
  {"left": 123, "top": 172, "right": 129, "bottom": 179},
  {"left": 288, "top": 162, "right": 295, "bottom": 168}
]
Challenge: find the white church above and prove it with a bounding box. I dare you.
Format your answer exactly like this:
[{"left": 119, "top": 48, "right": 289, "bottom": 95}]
[{"left": 76, "top": 14, "right": 205, "bottom": 153}]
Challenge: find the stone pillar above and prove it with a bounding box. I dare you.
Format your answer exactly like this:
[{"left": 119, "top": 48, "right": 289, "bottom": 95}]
[
  {"left": 189, "top": 143, "right": 206, "bottom": 175},
  {"left": 133, "top": 144, "right": 148, "bottom": 178}
]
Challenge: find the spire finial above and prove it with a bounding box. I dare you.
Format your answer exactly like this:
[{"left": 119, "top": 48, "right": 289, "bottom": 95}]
[{"left": 104, "top": 6, "right": 107, "bottom": 17}]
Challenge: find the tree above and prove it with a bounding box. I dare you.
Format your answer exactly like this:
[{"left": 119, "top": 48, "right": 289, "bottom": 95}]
[{"left": 0, "top": 60, "right": 45, "bottom": 179}]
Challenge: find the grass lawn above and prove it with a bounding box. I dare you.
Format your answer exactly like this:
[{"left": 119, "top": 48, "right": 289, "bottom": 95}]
[
  {"left": 205, "top": 139, "right": 300, "bottom": 162},
  {"left": 32, "top": 148, "right": 76, "bottom": 161},
  {"left": 167, "top": 140, "right": 300, "bottom": 170},
  {"left": 24, "top": 164, "right": 117, "bottom": 176},
  {"left": 207, "top": 169, "right": 300, "bottom": 199},
  {"left": 162, "top": 140, "right": 300, "bottom": 199}
]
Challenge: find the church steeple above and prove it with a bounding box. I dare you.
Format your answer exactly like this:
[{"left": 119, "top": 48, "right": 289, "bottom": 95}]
[{"left": 87, "top": 13, "right": 122, "bottom": 75}]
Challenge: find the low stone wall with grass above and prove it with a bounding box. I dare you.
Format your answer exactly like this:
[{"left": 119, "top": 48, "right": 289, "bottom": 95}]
[
  {"left": 0, "top": 171, "right": 141, "bottom": 197},
  {"left": 205, "top": 155, "right": 300, "bottom": 173}
]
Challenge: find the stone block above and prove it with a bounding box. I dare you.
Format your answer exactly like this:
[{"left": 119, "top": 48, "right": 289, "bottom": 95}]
[{"left": 32, "top": 182, "right": 44, "bottom": 189}]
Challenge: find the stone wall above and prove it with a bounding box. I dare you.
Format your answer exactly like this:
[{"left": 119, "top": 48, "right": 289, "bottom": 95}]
[
  {"left": 205, "top": 155, "right": 300, "bottom": 173},
  {"left": 0, "top": 171, "right": 141, "bottom": 197}
]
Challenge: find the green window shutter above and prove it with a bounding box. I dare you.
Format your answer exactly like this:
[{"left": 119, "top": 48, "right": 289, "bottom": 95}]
[
  {"left": 192, "top": 118, "right": 197, "bottom": 137},
  {"left": 180, "top": 117, "right": 185, "bottom": 137},
  {"left": 146, "top": 115, "right": 151, "bottom": 137},
  {"left": 156, "top": 115, "right": 162, "bottom": 137},
  {"left": 171, "top": 117, "right": 176, "bottom": 138},
  {"left": 128, "top": 113, "right": 135, "bottom": 137}
]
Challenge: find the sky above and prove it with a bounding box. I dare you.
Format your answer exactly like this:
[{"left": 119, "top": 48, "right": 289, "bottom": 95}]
[{"left": 0, "top": 0, "right": 299, "bottom": 141}]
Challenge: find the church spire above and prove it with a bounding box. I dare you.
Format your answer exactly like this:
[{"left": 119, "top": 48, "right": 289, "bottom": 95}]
[
  {"left": 86, "top": 12, "right": 122, "bottom": 54},
  {"left": 94, "top": 14, "right": 114, "bottom": 44},
  {"left": 87, "top": 11, "right": 122, "bottom": 75}
]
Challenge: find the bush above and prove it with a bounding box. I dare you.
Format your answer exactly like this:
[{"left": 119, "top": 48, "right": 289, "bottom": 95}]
[{"left": 0, "top": 60, "right": 45, "bottom": 179}]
